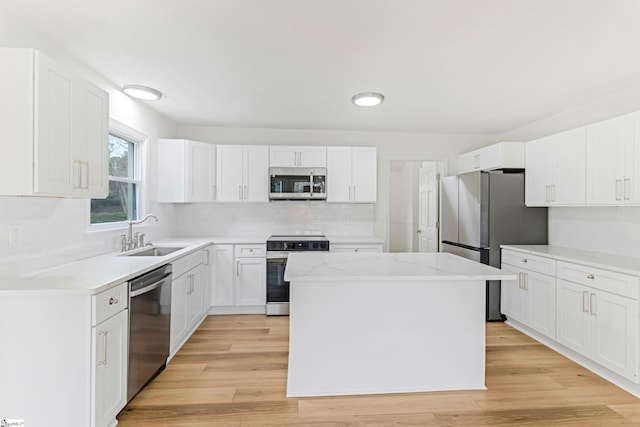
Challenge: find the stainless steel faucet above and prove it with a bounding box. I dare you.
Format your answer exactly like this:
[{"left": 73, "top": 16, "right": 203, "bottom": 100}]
[{"left": 120, "top": 214, "right": 158, "bottom": 251}]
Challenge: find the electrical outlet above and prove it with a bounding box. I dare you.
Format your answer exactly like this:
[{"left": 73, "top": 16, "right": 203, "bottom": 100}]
[{"left": 8, "top": 224, "right": 21, "bottom": 248}]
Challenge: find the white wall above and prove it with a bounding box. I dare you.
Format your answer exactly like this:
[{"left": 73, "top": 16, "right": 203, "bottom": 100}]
[
  {"left": 176, "top": 126, "right": 492, "bottom": 245},
  {"left": 0, "top": 14, "right": 178, "bottom": 277},
  {"left": 496, "top": 82, "right": 640, "bottom": 257}
]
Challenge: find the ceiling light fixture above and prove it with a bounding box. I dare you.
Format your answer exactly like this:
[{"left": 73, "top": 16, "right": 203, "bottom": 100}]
[
  {"left": 352, "top": 92, "right": 384, "bottom": 107},
  {"left": 122, "top": 85, "right": 163, "bottom": 101}
]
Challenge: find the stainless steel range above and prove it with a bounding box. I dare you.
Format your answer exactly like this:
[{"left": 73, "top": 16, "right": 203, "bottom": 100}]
[{"left": 266, "top": 235, "right": 330, "bottom": 315}]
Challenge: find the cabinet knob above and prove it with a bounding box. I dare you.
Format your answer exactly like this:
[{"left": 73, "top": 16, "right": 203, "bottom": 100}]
[
  {"left": 521, "top": 258, "right": 528, "bottom": 263},
  {"left": 587, "top": 274, "right": 595, "bottom": 280},
  {"left": 108, "top": 297, "right": 118, "bottom": 305}
]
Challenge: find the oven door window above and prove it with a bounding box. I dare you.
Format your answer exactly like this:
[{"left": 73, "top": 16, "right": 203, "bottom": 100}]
[{"left": 267, "top": 258, "right": 289, "bottom": 302}]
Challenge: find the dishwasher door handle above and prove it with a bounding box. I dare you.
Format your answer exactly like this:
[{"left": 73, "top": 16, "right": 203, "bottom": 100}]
[{"left": 130, "top": 275, "right": 171, "bottom": 297}]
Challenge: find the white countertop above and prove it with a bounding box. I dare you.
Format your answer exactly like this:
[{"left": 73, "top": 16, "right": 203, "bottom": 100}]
[
  {"left": 501, "top": 245, "right": 640, "bottom": 277},
  {"left": 284, "top": 252, "right": 515, "bottom": 282}
]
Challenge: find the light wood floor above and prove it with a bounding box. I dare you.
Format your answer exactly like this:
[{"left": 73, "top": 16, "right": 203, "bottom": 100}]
[{"left": 117, "top": 315, "right": 640, "bottom": 426}]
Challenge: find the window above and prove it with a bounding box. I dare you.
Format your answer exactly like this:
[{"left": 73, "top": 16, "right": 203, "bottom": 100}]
[{"left": 90, "top": 132, "right": 140, "bottom": 224}]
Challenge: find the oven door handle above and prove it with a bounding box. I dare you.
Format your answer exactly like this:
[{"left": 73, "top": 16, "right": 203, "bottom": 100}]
[{"left": 267, "top": 252, "right": 289, "bottom": 259}]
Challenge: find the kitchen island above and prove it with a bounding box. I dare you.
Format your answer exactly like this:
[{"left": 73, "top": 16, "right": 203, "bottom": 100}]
[{"left": 284, "top": 252, "right": 515, "bottom": 397}]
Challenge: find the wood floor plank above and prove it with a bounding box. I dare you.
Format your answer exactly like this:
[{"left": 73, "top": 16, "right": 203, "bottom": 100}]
[{"left": 116, "top": 315, "right": 640, "bottom": 426}]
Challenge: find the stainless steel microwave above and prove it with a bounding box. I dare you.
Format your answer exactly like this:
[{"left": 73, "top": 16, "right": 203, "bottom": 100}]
[{"left": 269, "top": 167, "right": 326, "bottom": 200}]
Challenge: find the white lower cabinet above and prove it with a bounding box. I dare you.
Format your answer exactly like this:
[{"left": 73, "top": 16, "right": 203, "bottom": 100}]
[
  {"left": 500, "top": 268, "right": 556, "bottom": 339},
  {"left": 502, "top": 247, "right": 640, "bottom": 385},
  {"left": 92, "top": 309, "right": 128, "bottom": 427},
  {"left": 211, "top": 243, "right": 266, "bottom": 313},
  {"left": 0, "top": 282, "right": 128, "bottom": 427},
  {"left": 169, "top": 250, "right": 208, "bottom": 357},
  {"left": 556, "top": 278, "right": 638, "bottom": 381}
]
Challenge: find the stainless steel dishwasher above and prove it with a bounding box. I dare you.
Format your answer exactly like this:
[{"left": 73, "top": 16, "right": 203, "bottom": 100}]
[{"left": 127, "top": 264, "right": 172, "bottom": 402}]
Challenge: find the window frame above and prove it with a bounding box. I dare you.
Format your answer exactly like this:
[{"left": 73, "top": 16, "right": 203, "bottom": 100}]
[{"left": 88, "top": 119, "right": 147, "bottom": 231}]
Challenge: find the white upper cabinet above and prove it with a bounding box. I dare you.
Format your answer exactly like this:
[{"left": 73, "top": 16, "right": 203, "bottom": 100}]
[
  {"left": 0, "top": 48, "right": 108, "bottom": 198},
  {"left": 157, "top": 139, "right": 216, "bottom": 202},
  {"left": 216, "top": 145, "right": 269, "bottom": 202},
  {"left": 269, "top": 146, "right": 327, "bottom": 167},
  {"left": 525, "top": 127, "right": 586, "bottom": 206},
  {"left": 327, "top": 146, "right": 377, "bottom": 203},
  {"left": 586, "top": 112, "right": 640, "bottom": 205},
  {"left": 458, "top": 142, "right": 525, "bottom": 175}
]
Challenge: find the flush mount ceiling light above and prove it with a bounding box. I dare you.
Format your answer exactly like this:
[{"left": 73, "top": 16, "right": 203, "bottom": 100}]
[
  {"left": 122, "top": 85, "right": 162, "bottom": 101},
  {"left": 352, "top": 92, "right": 384, "bottom": 107}
]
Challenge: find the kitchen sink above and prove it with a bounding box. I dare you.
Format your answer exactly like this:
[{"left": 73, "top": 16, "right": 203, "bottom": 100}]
[{"left": 123, "top": 246, "right": 186, "bottom": 256}]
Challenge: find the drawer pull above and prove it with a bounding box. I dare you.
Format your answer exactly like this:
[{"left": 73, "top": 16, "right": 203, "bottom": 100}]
[
  {"left": 521, "top": 258, "right": 528, "bottom": 263},
  {"left": 587, "top": 274, "right": 595, "bottom": 280},
  {"left": 108, "top": 297, "right": 118, "bottom": 305}
]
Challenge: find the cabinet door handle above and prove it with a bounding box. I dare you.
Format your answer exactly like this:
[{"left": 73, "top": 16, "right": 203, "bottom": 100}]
[
  {"left": 518, "top": 272, "right": 522, "bottom": 289},
  {"left": 524, "top": 273, "right": 528, "bottom": 291},
  {"left": 353, "top": 186, "right": 356, "bottom": 201},
  {"left": 582, "top": 291, "right": 588, "bottom": 313},
  {"left": 74, "top": 160, "right": 82, "bottom": 189},
  {"left": 204, "top": 249, "right": 210, "bottom": 266},
  {"left": 589, "top": 293, "right": 596, "bottom": 316},
  {"left": 616, "top": 179, "right": 622, "bottom": 201},
  {"left": 237, "top": 260, "right": 240, "bottom": 276},
  {"left": 624, "top": 178, "right": 631, "bottom": 201},
  {"left": 238, "top": 185, "right": 243, "bottom": 200},
  {"left": 98, "top": 331, "right": 108, "bottom": 365},
  {"left": 545, "top": 185, "right": 550, "bottom": 203}
]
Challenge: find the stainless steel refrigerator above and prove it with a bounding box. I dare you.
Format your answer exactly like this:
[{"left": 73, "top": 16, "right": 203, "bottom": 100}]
[{"left": 441, "top": 170, "right": 547, "bottom": 321}]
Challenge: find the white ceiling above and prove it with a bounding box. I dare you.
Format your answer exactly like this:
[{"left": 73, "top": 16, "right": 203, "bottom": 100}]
[{"left": 3, "top": 0, "right": 640, "bottom": 135}]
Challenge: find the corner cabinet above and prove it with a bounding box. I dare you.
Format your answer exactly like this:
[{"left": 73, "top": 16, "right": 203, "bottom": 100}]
[
  {"left": 216, "top": 145, "right": 269, "bottom": 202},
  {"left": 157, "top": 139, "right": 216, "bottom": 202},
  {"left": 586, "top": 111, "right": 640, "bottom": 205},
  {"left": 525, "top": 127, "right": 586, "bottom": 206},
  {"left": 0, "top": 47, "right": 109, "bottom": 198},
  {"left": 327, "top": 146, "right": 377, "bottom": 202}
]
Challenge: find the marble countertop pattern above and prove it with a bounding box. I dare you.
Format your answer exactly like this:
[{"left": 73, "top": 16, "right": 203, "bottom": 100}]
[
  {"left": 284, "top": 252, "right": 515, "bottom": 282},
  {"left": 501, "top": 245, "right": 640, "bottom": 277}
]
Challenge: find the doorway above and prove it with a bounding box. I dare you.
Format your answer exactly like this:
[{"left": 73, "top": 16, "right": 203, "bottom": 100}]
[{"left": 388, "top": 160, "right": 440, "bottom": 253}]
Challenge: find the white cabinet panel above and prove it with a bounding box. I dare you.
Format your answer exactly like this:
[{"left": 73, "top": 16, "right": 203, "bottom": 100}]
[
  {"left": 158, "top": 139, "right": 216, "bottom": 203},
  {"left": 270, "top": 145, "right": 326, "bottom": 167},
  {"left": 0, "top": 48, "right": 109, "bottom": 198},
  {"left": 92, "top": 309, "right": 128, "bottom": 427},
  {"left": 556, "top": 278, "right": 591, "bottom": 355},
  {"left": 526, "top": 127, "right": 586, "bottom": 206},
  {"left": 212, "top": 244, "right": 235, "bottom": 306},
  {"left": 327, "top": 146, "right": 377, "bottom": 203},
  {"left": 217, "top": 145, "right": 268, "bottom": 202},
  {"left": 236, "top": 257, "right": 266, "bottom": 306},
  {"left": 458, "top": 142, "right": 525, "bottom": 175}
]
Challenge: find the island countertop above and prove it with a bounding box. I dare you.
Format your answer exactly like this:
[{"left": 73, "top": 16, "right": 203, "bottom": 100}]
[{"left": 284, "top": 252, "right": 515, "bottom": 282}]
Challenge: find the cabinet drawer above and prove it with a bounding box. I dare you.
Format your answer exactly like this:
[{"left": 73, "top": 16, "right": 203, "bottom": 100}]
[
  {"left": 556, "top": 261, "right": 639, "bottom": 299},
  {"left": 501, "top": 250, "right": 556, "bottom": 276},
  {"left": 172, "top": 249, "right": 204, "bottom": 278},
  {"left": 235, "top": 244, "right": 266, "bottom": 258},
  {"left": 92, "top": 282, "right": 128, "bottom": 326},
  {"left": 330, "top": 243, "right": 383, "bottom": 253}
]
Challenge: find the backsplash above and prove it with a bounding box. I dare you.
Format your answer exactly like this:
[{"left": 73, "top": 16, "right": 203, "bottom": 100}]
[
  {"left": 0, "top": 196, "right": 174, "bottom": 278},
  {"left": 548, "top": 206, "right": 640, "bottom": 258},
  {"left": 171, "top": 202, "right": 374, "bottom": 237}
]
